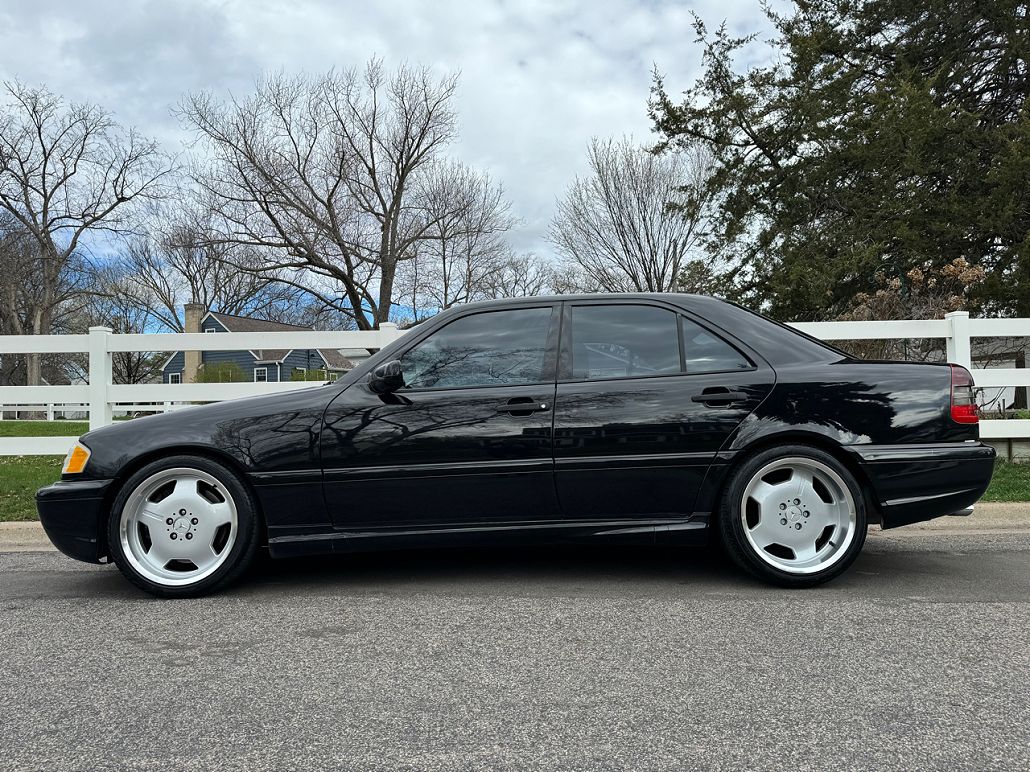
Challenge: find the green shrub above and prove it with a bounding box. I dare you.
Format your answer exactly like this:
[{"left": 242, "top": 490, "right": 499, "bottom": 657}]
[
  {"left": 196, "top": 362, "right": 247, "bottom": 383},
  {"left": 291, "top": 368, "right": 329, "bottom": 381}
]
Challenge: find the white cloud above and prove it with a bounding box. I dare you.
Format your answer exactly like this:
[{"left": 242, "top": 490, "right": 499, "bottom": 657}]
[{"left": 0, "top": 0, "right": 779, "bottom": 255}]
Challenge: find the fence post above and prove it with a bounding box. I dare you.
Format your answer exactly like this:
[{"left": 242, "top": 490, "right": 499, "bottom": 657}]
[
  {"left": 945, "top": 311, "right": 972, "bottom": 369},
  {"left": 88, "top": 326, "right": 113, "bottom": 431},
  {"left": 379, "top": 322, "right": 399, "bottom": 347}
]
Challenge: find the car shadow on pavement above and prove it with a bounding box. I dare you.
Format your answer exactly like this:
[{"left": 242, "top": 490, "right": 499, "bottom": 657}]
[
  {"left": 10, "top": 529, "right": 1025, "bottom": 601},
  {"left": 240, "top": 542, "right": 765, "bottom": 598},
  {"left": 232, "top": 532, "right": 1030, "bottom": 601}
]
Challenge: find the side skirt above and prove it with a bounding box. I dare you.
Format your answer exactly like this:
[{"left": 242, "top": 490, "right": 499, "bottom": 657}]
[{"left": 267, "top": 516, "right": 711, "bottom": 559}]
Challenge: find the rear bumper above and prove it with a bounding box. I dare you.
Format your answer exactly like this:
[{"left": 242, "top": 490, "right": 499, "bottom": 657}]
[
  {"left": 35, "top": 479, "right": 113, "bottom": 563},
  {"left": 844, "top": 442, "right": 996, "bottom": 529}
]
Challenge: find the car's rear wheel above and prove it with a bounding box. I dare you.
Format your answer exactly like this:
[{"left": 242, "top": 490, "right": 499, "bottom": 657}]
[
  {"left": 718, "top": 445, "right": 867, "bottom": 587},
  {"left": 108, "top": 455, "right": 260, "bottom": 598}
]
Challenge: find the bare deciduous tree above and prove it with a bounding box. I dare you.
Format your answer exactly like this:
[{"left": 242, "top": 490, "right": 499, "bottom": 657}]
[
  {"left": 113, "top": 201, "right": 313, "bottom": 332},
  {"left": 395, "top": 162, "right": 517, "bottom": 319},
  {"left": 0, "top": 82, "right": 172, "bottom": 383},
  {"left": 0, "top": 213, "right": 92, "bottom": 386},
  {"left": 549, "top": 137, "right": 715, "bottom": 294},
  {"left": 72, "top": 263, "right": 162, "bottom": 384},
  {"left": 180, "top": 60, "right": 467, "bottom": 329},
  {"left": 480, "top": 252, "right": 556, "bottom": 299}
]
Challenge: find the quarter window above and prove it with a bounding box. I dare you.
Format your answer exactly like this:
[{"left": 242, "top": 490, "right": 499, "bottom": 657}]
[
  {"left": 680, "top": 317, "right": 752, "bottom": 373},
  {"left": 568, "top": 305, "right": 681, "bottom": 380},
  {"left": 400, "top": 307, "right": 553, "bottom": 389}
]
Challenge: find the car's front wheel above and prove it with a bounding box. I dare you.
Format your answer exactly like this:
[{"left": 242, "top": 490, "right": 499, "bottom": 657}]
[
  {"left": 108, "top": 455, "right": 261, "bottom": 598},
  {"left": 718, "top": 445, "right": 867, "bottom": 587}
]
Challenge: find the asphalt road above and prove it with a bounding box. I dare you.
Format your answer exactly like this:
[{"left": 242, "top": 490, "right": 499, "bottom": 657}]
[{"left": 1, "top": 528, "right": 1029, "bottom": 771}]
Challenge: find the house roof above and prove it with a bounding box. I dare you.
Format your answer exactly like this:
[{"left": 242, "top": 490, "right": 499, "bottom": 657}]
[
  {"left": 207, "top": 311, "right": 311, "bottom": 334},
  {"left": 314, "top": 348, "right": 354, "bottom": 369},
  {"left": 161, "top": 311, "right": 356, "bottom": 372},
  {"left": 206, "top": 312, "right": 354, "bottom": 370}
]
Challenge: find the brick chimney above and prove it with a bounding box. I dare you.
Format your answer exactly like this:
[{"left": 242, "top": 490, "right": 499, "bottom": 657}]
[{"left": 183, "top": 303, "right": 205, "bottom": 383}]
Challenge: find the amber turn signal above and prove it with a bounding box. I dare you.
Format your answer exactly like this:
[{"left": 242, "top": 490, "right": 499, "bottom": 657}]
[{"left": 62, "top": 443, "right": 91, "bottom": 475}]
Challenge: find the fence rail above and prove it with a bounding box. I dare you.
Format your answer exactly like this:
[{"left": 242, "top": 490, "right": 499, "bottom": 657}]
[
  {"left": 0, "top": 311, "right": 1027, "bottom": 456},
  {"left": 0, "top": 323, "right": 405, "bottom": 456}
]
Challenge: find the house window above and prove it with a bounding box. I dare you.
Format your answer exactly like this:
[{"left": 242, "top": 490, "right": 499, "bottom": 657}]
[
  {"left": 205, "top": 328, "right": 216, "bottom": 333},
  {"left": 168, "top": 372, "right": 182, "bottom": 384},
  {"left": 254, "top": 368, "right": 268, "bottom": 382}
]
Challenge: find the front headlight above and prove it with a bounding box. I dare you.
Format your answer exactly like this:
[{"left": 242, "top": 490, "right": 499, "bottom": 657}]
[{"left": 62, "top": 441, "right": 92, "bottom": 475}]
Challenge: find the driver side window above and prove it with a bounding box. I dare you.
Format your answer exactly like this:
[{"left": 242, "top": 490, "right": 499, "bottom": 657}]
[{"left": 400, "top": 307, "right": 554, "bottom": 390}]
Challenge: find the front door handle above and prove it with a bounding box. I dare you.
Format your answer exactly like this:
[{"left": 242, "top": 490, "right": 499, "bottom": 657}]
[
  {"left": 496, "top": 397, "right": 550, "bottom": 416},
  {"left": 691, "top": 388, "right": 749, "bottom": 405}
]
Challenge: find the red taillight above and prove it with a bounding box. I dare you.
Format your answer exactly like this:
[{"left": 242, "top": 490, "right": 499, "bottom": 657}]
[{"left": 950, "top": 364, "right": 979, "bottom": 424}]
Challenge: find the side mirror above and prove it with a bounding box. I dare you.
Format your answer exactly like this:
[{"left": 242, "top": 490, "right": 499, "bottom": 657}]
[{"left": 367, "top": 359, "right": 405, "bottom": 395}]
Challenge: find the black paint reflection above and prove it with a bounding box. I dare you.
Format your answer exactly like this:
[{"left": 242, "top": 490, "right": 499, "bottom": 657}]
[
  {"left": 553, "top": 371, "right": 776, "bottom": 518},
  {"left": 321, "top": 382, "right": 559, "bottom": 527},
  {"left": 732, "top": 363, "right": 965, "bottom": 450}
]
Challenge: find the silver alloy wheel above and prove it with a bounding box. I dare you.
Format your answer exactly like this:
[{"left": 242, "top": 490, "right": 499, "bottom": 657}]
[
  {"left": 119, "top": 467, "right": 239, "bottom": 587},
  {"left": 740, "top": 456, "right": 857, "bottom": 575}
]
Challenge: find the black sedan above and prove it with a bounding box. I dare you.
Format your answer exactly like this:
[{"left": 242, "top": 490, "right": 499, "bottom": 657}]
[{"left": 37, "top": 294, "right": 995, "bottom": 597}]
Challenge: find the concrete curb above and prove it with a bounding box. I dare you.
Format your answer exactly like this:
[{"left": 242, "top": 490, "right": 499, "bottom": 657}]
[
  {"left": 0, "top": 521, "right": 56, "bottom": 552},
  {"left": 3, "top": 502, "right": 1030, "bottom": 553}
]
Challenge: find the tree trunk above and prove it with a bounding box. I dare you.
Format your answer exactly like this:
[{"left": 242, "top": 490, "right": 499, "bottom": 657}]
[
  {"left": 26, "top": 303, "right": 52, "bottom": 386},
  {"left": 26, "top": 352, "right": 41, "bottom": 387},
  {"left": 377, "top": 261, "right": 396, "bottom": 329}
]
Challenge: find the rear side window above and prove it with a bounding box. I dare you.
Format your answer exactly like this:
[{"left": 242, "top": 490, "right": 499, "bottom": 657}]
[
  {"left": 567, "top": 304, "right": 753, "bottom": 381},
  {"left": 681, "top": 317, "right": 752, "bottom": 373},
  {"left": 569, "top": 305, "right": 681, "bottom": 379},
  {"left": 400, "top": 307, "right": 553, "bottom": 389}
]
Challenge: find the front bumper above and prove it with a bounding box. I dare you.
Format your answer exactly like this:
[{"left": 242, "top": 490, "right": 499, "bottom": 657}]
[
  {"left": 35, "top": 479, "right": 114, "bottom": 563},
  {"left": 844, "top": 442, "right": 996, "bottom": 529}
]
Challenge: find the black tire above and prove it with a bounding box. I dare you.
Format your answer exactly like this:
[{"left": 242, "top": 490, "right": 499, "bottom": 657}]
[
  {"left": 717, "top": 444, "right": 867, "bottom": 588},
  {"left": 107, "top": 455, "right": 261, "bottom": 598}
]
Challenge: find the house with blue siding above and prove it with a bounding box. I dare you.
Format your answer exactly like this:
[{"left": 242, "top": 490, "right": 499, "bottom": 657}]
[{"left": 161, "top": 309, "right": 354, "bottom": 384}]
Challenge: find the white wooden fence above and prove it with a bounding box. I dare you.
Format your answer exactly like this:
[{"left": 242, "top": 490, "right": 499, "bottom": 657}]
[
  {"left": 0, "top": 324, "right": 404, "bottom": 456},
  {"left": 0, "top": 310, "right": 1027, "bottom": 457}
]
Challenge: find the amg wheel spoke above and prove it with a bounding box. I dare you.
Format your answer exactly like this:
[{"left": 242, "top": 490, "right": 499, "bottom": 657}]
[
  {"left": 792, "top": 467, "right": 815, "bottom": 496},
  {"left": 138, "top": 508, "right": 166, "bottom": 528},
  {"left": 749, "top": 517, "right": 781, "bottom": 549},
  {"left": 144, "top": 538, "right": 176, "bottom": 569},
  {"left": 207, "top": 501, "right": 234, "bottom": 530},
  {"left": 793, "top": 541, "right": 818, "bottom": 562},
  {"left": 182, "top": 538, "right": 220, "bottom": 570},
  {"left": 808, "top": 506, "right": 835, "bottom": 531},
  {"left": 747, "top": 480, "right": 782, "bottom": 511}
]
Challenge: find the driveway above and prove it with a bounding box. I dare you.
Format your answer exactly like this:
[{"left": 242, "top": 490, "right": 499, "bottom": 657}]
[{"left": 1, "top": 518, "right": 1029, "bottom": 771}]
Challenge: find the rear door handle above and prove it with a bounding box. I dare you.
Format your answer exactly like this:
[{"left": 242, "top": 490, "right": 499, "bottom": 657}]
[
  {"left": 691, "top": 389, "right": 749, "bottom": 405},
  {"left": 496, "top": 397, "right": 550, "bottom": 416}
]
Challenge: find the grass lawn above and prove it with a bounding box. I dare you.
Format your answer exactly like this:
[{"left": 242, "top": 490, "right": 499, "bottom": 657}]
[
  {"left": 0, "top": 455, "right": 1028, "bottom": 522},
  {"left": 979, "top": 460, "right": 1030, "bottom": 502},
  {"left": 0, "top": 455, "right": 63, "bottom": 521},
  {"left": 0, "top": 420, "right": 88, "bottom": 437}
]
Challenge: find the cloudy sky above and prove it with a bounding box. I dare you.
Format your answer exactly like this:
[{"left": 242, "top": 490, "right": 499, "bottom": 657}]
[{"left": 0, "top": 0, "right": 778, "bottom": 255}]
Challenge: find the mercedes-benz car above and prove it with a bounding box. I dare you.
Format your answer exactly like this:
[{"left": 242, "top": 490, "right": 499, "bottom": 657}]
[{"left": 36, "top": 294, "right": 995, "bottom": 597}]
